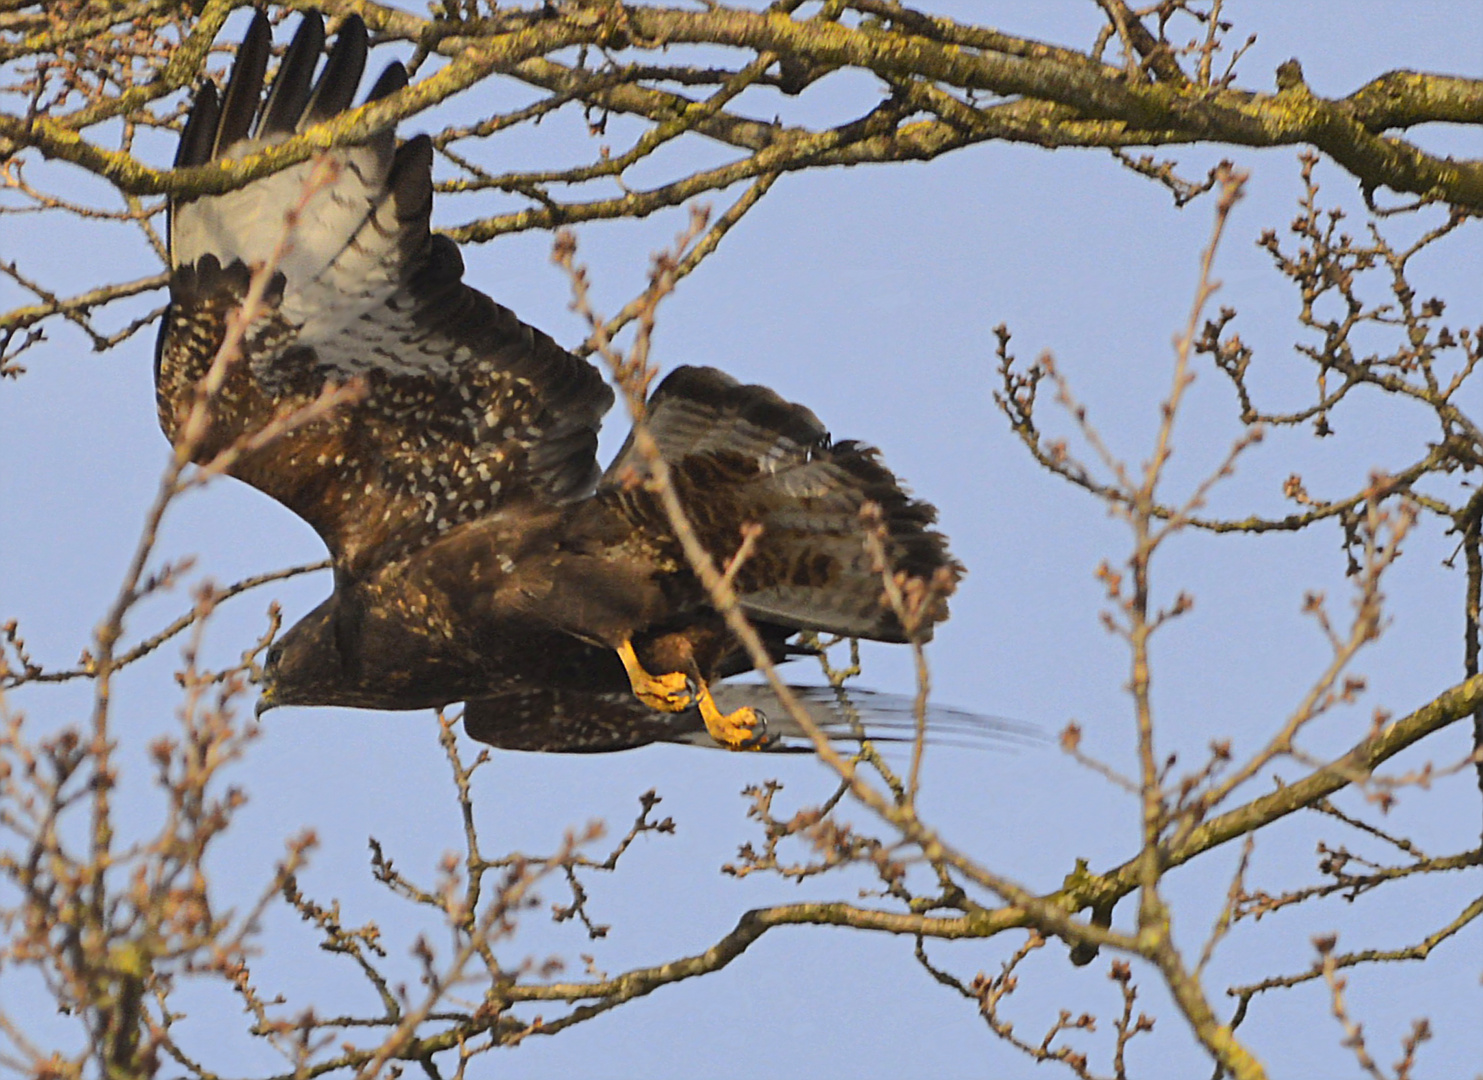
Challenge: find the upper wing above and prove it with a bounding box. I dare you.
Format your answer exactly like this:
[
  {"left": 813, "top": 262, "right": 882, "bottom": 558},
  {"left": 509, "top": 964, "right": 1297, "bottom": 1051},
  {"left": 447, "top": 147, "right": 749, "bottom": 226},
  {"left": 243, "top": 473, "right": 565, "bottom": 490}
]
[{"left": 155, "top": 12, "right": 613, "bottom": 578}]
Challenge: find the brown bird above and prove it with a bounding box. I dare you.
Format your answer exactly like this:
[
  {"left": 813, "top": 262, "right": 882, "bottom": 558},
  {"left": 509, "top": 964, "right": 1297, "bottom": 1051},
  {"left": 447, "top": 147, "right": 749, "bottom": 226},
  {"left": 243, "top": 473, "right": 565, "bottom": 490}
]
[{"left": 155, "top": 11, "right": 970, "bottom": 752}]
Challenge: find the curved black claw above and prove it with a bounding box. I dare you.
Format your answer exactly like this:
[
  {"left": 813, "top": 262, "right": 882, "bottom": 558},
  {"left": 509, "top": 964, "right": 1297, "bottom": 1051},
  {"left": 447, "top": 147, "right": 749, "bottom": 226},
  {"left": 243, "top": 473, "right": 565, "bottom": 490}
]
[{"left": 742, "top": 707, "right": 773, "bottom": 750}]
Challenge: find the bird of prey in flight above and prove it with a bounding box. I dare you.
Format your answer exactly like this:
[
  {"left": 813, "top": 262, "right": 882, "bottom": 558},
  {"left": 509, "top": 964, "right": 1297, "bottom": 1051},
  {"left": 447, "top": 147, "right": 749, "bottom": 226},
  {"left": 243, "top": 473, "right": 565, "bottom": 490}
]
[{"left": 155, "top": 10, "right": 968, "bottom": 752}]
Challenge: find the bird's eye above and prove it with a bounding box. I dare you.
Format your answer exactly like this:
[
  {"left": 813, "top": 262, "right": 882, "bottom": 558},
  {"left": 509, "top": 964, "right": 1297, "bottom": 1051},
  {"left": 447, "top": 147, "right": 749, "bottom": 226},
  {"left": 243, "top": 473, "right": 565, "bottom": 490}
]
[{"left": 265, "top": 643, "right": 283, "bottom": 669}]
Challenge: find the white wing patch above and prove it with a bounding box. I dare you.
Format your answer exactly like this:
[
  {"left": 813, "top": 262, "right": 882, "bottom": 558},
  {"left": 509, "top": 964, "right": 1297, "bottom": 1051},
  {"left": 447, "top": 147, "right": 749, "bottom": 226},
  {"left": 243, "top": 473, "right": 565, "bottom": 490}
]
[{"left": 172, "top": 134, "right": 438, "bottom": 377}]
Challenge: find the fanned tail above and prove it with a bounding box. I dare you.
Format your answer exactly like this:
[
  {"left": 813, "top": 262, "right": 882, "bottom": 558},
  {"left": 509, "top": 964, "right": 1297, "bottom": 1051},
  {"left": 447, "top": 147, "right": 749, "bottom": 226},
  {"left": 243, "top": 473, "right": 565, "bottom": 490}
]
[{"left": 605, "top": 366, "right": 963, "bottom": 642}]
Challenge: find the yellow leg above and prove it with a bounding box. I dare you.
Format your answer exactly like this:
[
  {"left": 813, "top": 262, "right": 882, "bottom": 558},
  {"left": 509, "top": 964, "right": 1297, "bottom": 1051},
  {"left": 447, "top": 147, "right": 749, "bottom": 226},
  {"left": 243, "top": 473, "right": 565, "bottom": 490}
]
[
  {"left": 696, "top": 685, "right": 766, "bottom": 751},
  {"left": 616, "top": 639, "right": 694, "bottom": 713}
]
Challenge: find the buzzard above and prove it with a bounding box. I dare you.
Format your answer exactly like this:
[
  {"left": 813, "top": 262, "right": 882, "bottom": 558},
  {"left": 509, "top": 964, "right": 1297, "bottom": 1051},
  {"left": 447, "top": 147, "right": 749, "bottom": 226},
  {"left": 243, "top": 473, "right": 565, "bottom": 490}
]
[{"left": 155, "top": 11, "right": 967, "bottom": 752}]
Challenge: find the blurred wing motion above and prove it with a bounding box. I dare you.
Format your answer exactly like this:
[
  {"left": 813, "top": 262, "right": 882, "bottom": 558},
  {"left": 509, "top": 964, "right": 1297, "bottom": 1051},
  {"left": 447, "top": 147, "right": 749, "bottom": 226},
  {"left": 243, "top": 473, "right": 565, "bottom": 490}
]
[
  {"left": 464, "top": 683, "right": 1037, "bottom": 754},
  {"left": 163, "top": 13, "right": 976, "bottom": 754}
]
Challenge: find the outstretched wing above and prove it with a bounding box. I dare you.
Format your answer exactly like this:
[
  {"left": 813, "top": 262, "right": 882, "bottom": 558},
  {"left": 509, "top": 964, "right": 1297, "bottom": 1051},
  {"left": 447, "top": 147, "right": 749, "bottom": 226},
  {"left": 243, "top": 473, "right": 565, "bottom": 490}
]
[{"left": 155, "top": 12, "right": 613, "bottom": 578}]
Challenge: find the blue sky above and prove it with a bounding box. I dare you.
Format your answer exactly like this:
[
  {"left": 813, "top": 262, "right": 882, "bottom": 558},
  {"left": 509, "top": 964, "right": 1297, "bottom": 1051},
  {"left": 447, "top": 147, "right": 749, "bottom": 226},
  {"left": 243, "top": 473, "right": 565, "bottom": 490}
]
[{"left": 2, "top": 3, "right": 1481, "bottom": 1076}]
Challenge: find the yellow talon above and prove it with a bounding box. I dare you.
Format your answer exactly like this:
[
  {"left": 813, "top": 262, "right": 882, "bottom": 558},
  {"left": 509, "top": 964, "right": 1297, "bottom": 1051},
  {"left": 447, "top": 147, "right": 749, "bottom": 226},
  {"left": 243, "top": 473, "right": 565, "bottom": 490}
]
[
  {"left": 616, "top": 639, "right": 764, "bottom": 749},
  {"left": 617, "top": 639, "right": 694, "bottom": 713},
  {"left": 697, "top": 688, "right": 765, "bottom": 751}
]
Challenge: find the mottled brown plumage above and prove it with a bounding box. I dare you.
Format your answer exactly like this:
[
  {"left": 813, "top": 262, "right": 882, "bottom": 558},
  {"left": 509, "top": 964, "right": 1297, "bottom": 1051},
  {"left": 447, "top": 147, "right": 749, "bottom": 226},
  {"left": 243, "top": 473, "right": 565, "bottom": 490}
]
[{"left": 157, "top": 12, "right": 967, "bottom": 752}]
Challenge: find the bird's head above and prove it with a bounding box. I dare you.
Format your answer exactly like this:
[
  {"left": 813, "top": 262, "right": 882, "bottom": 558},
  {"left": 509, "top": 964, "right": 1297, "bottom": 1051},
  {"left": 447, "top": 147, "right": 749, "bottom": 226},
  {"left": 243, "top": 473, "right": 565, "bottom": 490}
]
[
  {"left": 255, "top": 591, "right": 453, "bottom": 715},
  {"left": 255, "top": 599, "right": 340, "bottom": 717}
]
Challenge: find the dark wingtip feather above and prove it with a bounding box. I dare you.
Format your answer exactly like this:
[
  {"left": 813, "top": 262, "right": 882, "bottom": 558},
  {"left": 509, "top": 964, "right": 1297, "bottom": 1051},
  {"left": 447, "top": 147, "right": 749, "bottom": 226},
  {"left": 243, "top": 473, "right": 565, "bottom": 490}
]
[
  {"left": 387, "top": 133, "right": 434, "bottom": 226},
  {"left": 212, "top": 9, "right": 272, "bottom": 157},
  {"left": 301, "top": 14, "right": 368, "bottom": 127},
  {"left": 257, "top": 12, "right": 325, "bottom": 136},
  {"left": 175, "top": 80, "right": 220, "bottom": 168},
  {"left": 363, "top": 60, "right": 408, "bottom": 105}
]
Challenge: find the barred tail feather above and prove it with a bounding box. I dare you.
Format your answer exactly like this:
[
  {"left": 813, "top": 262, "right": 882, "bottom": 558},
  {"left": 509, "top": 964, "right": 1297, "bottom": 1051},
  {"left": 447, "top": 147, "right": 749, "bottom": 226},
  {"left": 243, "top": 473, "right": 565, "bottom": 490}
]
[{"left": 617, "top": 365, "right": 963, "bottom": 642}]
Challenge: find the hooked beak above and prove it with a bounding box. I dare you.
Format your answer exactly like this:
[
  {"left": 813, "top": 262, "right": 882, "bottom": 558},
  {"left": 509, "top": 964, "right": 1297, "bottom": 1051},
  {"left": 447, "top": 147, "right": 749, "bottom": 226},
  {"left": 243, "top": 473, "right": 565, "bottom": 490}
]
[{"left": 254, "top": 683, "right": 277, "bottom": 718}]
